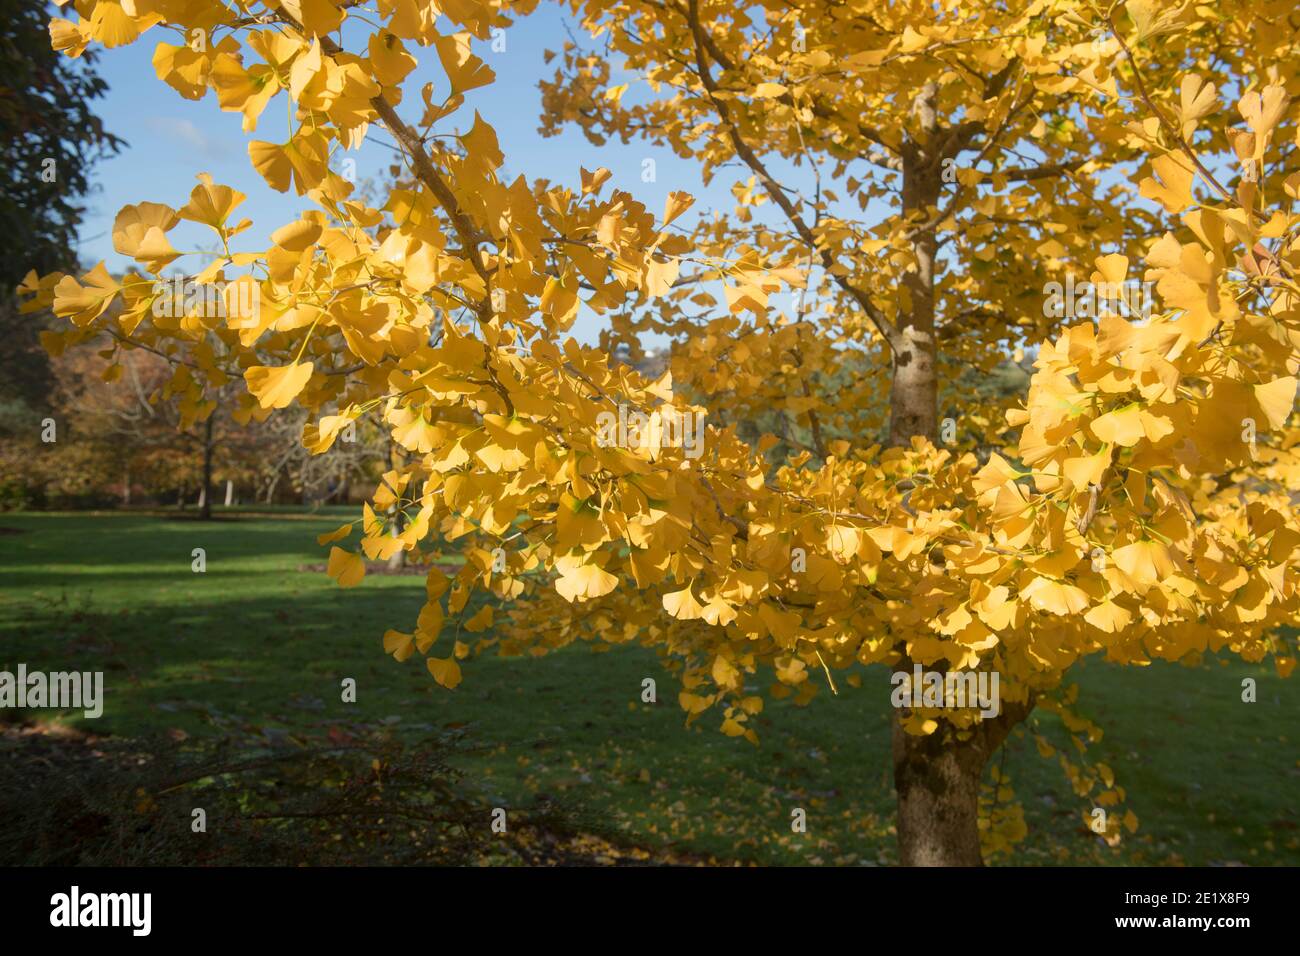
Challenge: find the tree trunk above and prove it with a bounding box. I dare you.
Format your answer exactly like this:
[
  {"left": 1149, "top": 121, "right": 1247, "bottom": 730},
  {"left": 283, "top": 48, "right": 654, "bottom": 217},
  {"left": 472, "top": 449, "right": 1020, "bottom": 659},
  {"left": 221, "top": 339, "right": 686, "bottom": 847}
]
[
  {"left": 386, "top": 437, "right": 407, "bottom": 570},
  {"left": 386, "top": 511, "right": 408, "bottom": 571},
  {"left": 892, "top": 713, "right": 986, "bottom": 865},
  {"left": 891, "top": 689, "right": 1033, "bottom": 865},
  {"left": 199, "top": 415, "right": 214, "bottom": 521},
  {"left": 886, "top": 85, "right": 1014, "bottom": 864},
  {"left": 889, "top": 323, "right": 937, "bottom": 447},
  {"left": 889, "top": 83, "right": 941, "bottom": 448}
]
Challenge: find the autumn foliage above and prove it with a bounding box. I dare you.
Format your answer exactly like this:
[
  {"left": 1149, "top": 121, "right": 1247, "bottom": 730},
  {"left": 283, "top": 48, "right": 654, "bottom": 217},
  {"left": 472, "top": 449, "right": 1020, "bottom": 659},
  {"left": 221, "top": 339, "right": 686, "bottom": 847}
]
[{"left": 22, "top": 0, "right": 1300, "bottom": 864}]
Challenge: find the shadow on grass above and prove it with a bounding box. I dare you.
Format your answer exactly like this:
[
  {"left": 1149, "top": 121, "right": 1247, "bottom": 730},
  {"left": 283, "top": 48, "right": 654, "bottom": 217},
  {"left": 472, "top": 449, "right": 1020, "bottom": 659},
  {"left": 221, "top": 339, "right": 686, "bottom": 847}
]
[
  {"left": 0, "top": 718, "right": 717, "bottom": 866},
  {"left": 1, "top": 512, "right": 1296, "bottom": 866}
]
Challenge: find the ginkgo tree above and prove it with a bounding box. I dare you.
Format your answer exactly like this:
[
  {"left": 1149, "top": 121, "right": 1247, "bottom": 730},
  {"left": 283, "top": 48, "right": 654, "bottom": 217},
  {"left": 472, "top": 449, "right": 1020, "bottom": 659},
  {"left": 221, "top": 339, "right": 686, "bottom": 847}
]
[{"left": 23, "top": 0, "right": 1300, "bottom": 866}]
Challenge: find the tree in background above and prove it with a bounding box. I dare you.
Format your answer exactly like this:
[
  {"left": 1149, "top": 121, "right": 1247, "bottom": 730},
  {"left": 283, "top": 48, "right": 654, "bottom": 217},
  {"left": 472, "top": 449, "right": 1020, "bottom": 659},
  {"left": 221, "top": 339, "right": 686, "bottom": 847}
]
[
  {"left": 0, "top": 299, "right": 57, "bottom": 445},
  {"left": 1, "top": 0, "right": 122, "bottom": 501},
  {"left": 249, "top": 402, "right": 389, "bottom": 506},
  {"left": 0, "top": 0, "right": 123, "bottom": 287},
  {"left": 24, "top": 0, "right": 1300, "bottom": 865},
  {"left": 3, "top": 336, "right": 387, "bottom": 511}
]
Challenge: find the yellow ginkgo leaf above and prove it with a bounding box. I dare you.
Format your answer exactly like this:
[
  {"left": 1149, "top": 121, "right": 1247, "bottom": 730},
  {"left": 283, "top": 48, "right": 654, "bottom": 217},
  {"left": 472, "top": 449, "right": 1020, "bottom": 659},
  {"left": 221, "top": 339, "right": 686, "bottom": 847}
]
[
  {"left": 826, "top": 524, "right": 861, "bottom": 563},
  {"left": 112, "top": 202, "right": 180, "bottom": 269},
  {"left": 898, "top": 25, "right": 928, "bottom": 52},
  {"left": 177, "top": 173, "right": 245, "bottom": 230},
  {"left": 152, "top": 42, "right": 209, "bottom": 100},
  {"left": 711, "top": 654, "right": 741, "bottom": 690},
  {"left": 383, "top": 629, "right": 414, "bottom": 662},
  {"left": 645, "top": 257, "right": 679, "bottom": 298},
  {"left": 49, "top": 18, "right": 89, "bottom": 58},
  {"left": 434, "top": 32, "right": 495, "bottom": 95},
  {"left": 1138, "top": 152, "right": 1196, "bottom": 214},
  {"left": 284, "top": 131, "right": 330, "bottom": 195},
  {"left": 1084, "top": 600, "right": 1132, "bottom": 634},
  {"left": 1178, "top": 75, "right": 1217, "bottom": 135},
  {"left": 464, "top": 605, "right": 494, "bottom": 632},
  {"left": 774, "top": 656, "right": 808, "bottom": 686},
  {"left": 580, "top": 167, "right": 612, "bottom": 194},
  {"left": 475, "top": 442, "right": 530, "bottom": 473},
  {"left": 389, "top": 408, "right": 438, "bottom": 453},
  {"left": 1089, "top": 406, "right": 1144, "bottom": 446},
  {"left": 1112, "top": 540, "right": 1177, "bottom": 588},
  {"left": 1127, "top": 0, "right": 1186, "bottom": 41},
  {"left": 317, "top": 523, "right": 353, "bottom": 546},
  {"left": 279, "top": 0, "right": 345, "bottom": 35},
  {"left": 661, "top": 191, "right": 695, "bottom": 228},
  {"left": 1093, "top": 253, "right": 1128, "bottom": 287},
  {"left": 1020, "top": 576, "right": 1090, "bottom": 615},
  {"left": 1254, "top": 377, "right": 1297, "bottom": 430},
  {"left": 245, "top": 362, "right": 314, "bottom": 409},
  {"left": 369, "top": 31, "right": 417, "bottom": 87},
  {"left": 415, "top": 601, "right": 444, "bottom": 652},
  {"left": 270, "top": 218, "right": 323, "bottom": 252},
  {"left": 304, "top": 414, "right": 355, "bottom": 454},
  {"left": 211, "top": 55, "right": 277, "bottom": 131},
  {"left": 87, "top": 1, "right": 141, "bottom": 48},
  {"left": 51, "top": 263, "right": 120, "bottom": 326},
  {"left": 460, "top": 111, "right": 503, "bottom": 173},
  {"left": 327, "top": 546, "right": 365, "bottom": 588},
  {"left": 427, "top": 656, "right": 462, "bottom": 689},
  {"left": 249, "top": 141, "right": 292, "bottom": 193},
  {"left": 1238, "top": 85, "right": 1289, "bottom": 156},
  {"left": 554, "top": 557, "right": 618, "bottom": 602},
  {"left": 700, "top": 596, "right": 736, "bottom": 627},
  {"left": 805, "top": 553, "right": 844, "bottom": 591},
  {"left": 662, "top": 583, "right": 705, "bottom": 620},
  {"left": 759, "top": 603, "right": 801, "bottom": 643},
  {"left": 1063, "top": 447, "right": 1111, "bottom": 488},
  {"left": 720, "top": 716, "right": 747, "bottom": 736}
]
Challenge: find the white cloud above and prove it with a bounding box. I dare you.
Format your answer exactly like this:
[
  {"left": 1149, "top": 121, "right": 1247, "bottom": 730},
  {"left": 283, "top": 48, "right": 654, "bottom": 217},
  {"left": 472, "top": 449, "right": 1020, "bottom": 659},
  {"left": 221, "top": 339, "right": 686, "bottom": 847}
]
[{"left": 144, "top": 117, "right": 230, "bottom": 160}]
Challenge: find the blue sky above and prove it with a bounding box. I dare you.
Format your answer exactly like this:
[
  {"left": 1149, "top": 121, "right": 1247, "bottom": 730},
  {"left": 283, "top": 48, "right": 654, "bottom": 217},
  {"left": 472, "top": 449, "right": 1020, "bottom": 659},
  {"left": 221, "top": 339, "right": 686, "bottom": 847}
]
[
  {"left": 75, "top": 5, "right": 756, "bottom": 344},
  {"left": 68, "top": 5, "right": 1183, "bottom": 356}
]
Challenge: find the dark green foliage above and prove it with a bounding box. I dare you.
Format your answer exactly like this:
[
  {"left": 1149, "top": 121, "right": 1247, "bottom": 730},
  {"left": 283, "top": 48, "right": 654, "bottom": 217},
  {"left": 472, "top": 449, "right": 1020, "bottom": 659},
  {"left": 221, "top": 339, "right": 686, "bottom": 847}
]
[{"left": 0, "top": 0, "right": 123, "bottom": 287}]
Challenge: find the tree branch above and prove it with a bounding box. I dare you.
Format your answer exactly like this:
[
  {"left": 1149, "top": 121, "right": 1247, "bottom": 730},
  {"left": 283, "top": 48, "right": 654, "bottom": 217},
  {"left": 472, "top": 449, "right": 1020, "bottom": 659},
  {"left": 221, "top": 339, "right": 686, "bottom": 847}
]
[{"left": 681, "top": 0, "right": 900, "bottom": 351}]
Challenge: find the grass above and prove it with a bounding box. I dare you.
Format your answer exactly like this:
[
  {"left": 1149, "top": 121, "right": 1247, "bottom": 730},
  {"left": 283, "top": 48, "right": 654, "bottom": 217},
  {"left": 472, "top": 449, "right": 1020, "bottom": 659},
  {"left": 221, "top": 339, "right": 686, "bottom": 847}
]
[{"left": 1, "top": 511, "right": 1296, "bottom": 865}]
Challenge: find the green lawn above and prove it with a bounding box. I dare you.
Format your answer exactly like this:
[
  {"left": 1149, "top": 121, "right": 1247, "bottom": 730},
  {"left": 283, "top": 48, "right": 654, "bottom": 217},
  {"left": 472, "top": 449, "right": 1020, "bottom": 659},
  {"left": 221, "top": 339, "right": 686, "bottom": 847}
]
[{"left": 1, "top": 511, "right": 1296, "bottom": 865}]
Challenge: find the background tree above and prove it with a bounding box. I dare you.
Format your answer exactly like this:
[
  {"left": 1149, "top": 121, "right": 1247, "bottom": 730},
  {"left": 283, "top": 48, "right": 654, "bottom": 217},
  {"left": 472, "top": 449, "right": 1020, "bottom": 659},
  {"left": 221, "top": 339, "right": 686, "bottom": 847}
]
[
  {"left": 0, "top": 0, "right": 123, "bottom": 287},
  {"left": 24, "top": 0, "right": 1300, "bottom": 866},
  {"left": 251, "top": 403, "right": 389, "bottom": 506},
  {"left": 2, "top": 322, "right": 384, "bottom": 512},
  {"left": 0, "top": 0, "right": 122, "bottom": 474},
  {"left": 0, "top": 298, "right": 58, "bottom": 437}
]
